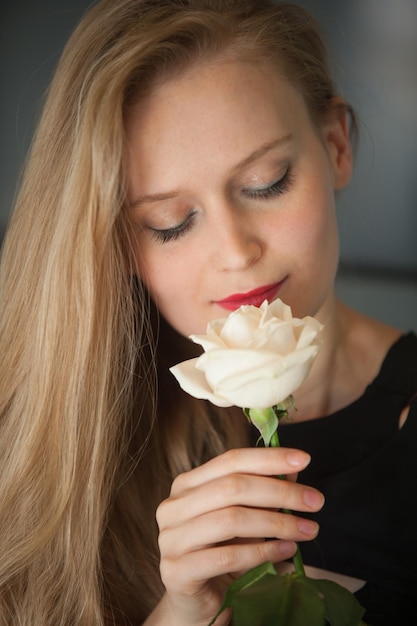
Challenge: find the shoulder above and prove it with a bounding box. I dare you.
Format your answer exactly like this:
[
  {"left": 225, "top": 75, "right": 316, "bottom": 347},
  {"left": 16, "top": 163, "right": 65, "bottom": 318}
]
[
  {"left": 342, "top": 304, "right": 403, "bottom": 382},
  {"left": 342, "top": 305, "right": 417, "bottom": 406}
]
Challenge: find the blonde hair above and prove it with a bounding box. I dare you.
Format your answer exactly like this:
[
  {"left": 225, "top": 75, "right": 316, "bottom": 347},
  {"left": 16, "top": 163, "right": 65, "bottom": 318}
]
[{"left": 0, "top": 1, "right": 349, "bottom": 623}]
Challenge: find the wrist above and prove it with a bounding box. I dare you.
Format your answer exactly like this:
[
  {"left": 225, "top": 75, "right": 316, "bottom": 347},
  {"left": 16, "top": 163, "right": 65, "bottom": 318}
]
[{"left": 142, "top": 594, "right": 231, "bottom": 626}]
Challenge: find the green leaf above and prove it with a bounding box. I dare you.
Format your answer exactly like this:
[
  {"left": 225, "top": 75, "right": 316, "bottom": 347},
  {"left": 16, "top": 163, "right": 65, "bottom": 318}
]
[
  {"left": 207, "top": 562, "right": 277, "bottom": 625},
  {"left": 207, "top": 565, "right": 367, "bottom": 626},
  {"left": 231, "top": 574, "right": 326, "bottom": 626},
  {"left": 305, "top": 579, "right": 366, "bottom": 626},
  {"left": 208, "top": 563, "right": 326, "bottom": 626},
  {"left": 226, "top": 561, "right": 279, "bottom": 599}
]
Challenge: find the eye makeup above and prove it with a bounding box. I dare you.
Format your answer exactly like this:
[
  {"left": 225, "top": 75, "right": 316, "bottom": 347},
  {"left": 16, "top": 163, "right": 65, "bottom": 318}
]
[
  {"left": 242, "top": 167, "right": 293, "bottom": 201},
  {"left": 149, "top": 209, "right": 198, "bottom": 244}
]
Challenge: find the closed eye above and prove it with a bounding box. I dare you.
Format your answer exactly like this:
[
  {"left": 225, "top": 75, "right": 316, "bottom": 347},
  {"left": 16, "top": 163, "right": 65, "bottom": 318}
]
[
  {"left": 243, "top": 168, "right": 293, "bottom": 200},
  {"left": 149, "top": 210, "right": 197, "bottom": 244}
]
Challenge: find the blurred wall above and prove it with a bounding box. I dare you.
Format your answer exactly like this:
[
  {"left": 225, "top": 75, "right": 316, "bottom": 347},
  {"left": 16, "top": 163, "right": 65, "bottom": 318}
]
[
  {"left": 1, "top": 0, "right": 416, "bottom": 329},
  {"left": 1, "top": 0, "right": 92, "bottom": 246},
  {"left": 296, "top": 0, "right": 417, "bottom": 331}
]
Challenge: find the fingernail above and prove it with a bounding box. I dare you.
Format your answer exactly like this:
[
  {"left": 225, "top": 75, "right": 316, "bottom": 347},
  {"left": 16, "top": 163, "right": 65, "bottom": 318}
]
[
  {"left": 279, "top": 540, "right": 297, "bottom": 557},
  {"left": 287, "top": 451, "right": 310, "bottom": 468},
  {"left": 303, "top": 488, "right": 324, "bottom": 509},
  {"left": 297, "top": 519, "right": 319, "bottom": 537}
]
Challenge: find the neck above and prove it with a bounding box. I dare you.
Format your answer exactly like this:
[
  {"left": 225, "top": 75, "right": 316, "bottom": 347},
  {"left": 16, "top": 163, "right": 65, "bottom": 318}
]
[
  {"left": 288, "top": 296, "right": 399, "bottom": 422},
  {"left": 290, "top": 297, "right": 343, "bottom": 420}
]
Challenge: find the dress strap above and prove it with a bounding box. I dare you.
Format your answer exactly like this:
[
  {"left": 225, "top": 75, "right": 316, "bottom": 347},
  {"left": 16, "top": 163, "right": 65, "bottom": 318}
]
[{"left": 372, "top": 332, "right": 417, "bottom": 401}]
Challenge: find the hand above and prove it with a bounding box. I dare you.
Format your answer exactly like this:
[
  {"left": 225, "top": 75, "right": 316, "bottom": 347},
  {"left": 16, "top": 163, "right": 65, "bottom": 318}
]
[{"left": 155, "top": 447, "right": 324, "bottom": 625}]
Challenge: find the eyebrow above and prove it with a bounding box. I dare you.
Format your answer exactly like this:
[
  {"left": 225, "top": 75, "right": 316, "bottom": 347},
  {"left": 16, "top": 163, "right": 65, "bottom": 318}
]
[
  {"left": 233, "top": 134, "right": 294, "bottom": 172},
  {"left": 129, "top": 134, "right": 294, "bottom": 208}
]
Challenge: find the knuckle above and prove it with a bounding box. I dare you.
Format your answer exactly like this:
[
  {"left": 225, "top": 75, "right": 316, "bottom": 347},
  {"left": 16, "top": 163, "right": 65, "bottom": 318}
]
[
  {"left": 157, "top": 527, "right": 170, "bottom": 554},
  {"left": 220, "top": 473, "right": 247, "bottom": 500},
  {"left": 271, "top": 512, "right": 290, "bottom": 537},
  {"left": 257, "top": 541, "right": 274, "bottom": 562},
  {"left": 216, "top": 545, "right": 240, "bottom": 571},
  {"left": 155, "top": 498, "right": 168, "bottom": 528},
  {"left": 159, "top": 557, "right": 179, "bottom": 588},
  {"left": 263, "top": 509, "right": 295, "bottom": 540},
  {"left": 222, "top": 447, "right": 246, "bottom": 470},
  {"left": 275, "top": 477, "right": 300, "bottom": 507},
  {"left": 170, "top": 470, "right": 189, "bottom": 495},
  {"left": 220, "top": 506, "right": 244, "bottom": 533},
  {"left": 155, "top": 496, "right": 176, "bottom": 529}
]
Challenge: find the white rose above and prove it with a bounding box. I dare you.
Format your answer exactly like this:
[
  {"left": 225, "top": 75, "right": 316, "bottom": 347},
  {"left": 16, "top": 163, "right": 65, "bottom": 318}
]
[{"left": 170, "top": 299, "right": 323, "bottom": 409}]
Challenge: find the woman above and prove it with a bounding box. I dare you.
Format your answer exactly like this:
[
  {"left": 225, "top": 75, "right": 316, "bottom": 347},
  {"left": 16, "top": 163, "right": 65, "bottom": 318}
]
[{"left": 0, "top": 1, "right": 415, "bottom": 624}]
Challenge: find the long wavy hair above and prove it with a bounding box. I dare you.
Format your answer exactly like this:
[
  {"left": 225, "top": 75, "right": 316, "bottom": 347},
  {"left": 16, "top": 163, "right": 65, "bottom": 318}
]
[{"left": 0, "top": 1, "right": 353, "bottom": 623}]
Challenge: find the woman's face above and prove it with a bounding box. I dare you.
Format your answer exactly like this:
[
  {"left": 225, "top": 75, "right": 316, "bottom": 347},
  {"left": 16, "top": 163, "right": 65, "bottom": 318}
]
[{"left": 126, "top": 58, "right": 352, "bottom": 336}]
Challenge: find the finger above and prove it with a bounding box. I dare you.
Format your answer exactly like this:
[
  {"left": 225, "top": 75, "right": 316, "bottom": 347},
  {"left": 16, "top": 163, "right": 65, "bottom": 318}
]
[
  {"left": 160, "top": 538, "right": 298, "bottom": 595},
  {"left": 157, "top": 472, "right": 324, "bottom": 529},
  {"left": 159, "top": 505, "right": 319, "bottom": 558},
  {"left": 169, "top": 447, "right": 310, "bottom": 496}
]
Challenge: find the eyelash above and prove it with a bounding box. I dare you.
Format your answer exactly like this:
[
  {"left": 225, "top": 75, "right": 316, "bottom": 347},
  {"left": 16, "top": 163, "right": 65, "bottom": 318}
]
[
  {"left": 150, "top": 211, "right": 197, "bottom": 244},
  {"left": 243, "top": 168, "right": 293, "bottom": 200},
  {"left": 149, "top": 169, "right": 293, "bottom": 244}
]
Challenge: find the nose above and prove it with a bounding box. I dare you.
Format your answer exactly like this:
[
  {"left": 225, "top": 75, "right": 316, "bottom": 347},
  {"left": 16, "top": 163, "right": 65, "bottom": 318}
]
[{"left": 210, "top": 208, "right": 263, "bottom": 272}]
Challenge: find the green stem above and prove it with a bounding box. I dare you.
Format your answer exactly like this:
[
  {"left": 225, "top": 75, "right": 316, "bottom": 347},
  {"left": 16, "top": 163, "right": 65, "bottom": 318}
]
[
  {"left": 289, "top": 544, "right": 306, "bottom": 578},
  {"left": 270, "top": 423, "right": 306, "bottom": 578}
]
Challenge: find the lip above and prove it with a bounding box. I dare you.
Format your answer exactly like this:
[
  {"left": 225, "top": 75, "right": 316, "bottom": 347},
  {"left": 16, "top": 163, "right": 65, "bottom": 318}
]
[{"left": 215, "top": 280, "right": 285, "bottom": 311}]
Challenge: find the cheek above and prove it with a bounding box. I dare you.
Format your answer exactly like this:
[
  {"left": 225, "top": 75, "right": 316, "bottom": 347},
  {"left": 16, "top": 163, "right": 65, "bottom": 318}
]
[
  {"left": 315, "top": 187, "right": 339, "bottom": 258},
  {"left": 132, "top": 243, "right": 176, "bottom": 307},
  {"left": 296, "top": 171, "right": 339, "bottom": 253},
  {"left": 137, "top": 255, "right": 177, "bottom": 304},
  {"left": 303, "top": 204, "right": 339, "bottom": 272},
  {"left": 135, "top": 250, "right": 203, "bottom": 335},
  {"left": 269, "top": 178, "right": 339, "bottom": 284},
  {"left": 154, "top": 291, "right": 204, "bottom": 338},
  {"left": 298, "top": 191, "right": 340, "bottom": 306}
]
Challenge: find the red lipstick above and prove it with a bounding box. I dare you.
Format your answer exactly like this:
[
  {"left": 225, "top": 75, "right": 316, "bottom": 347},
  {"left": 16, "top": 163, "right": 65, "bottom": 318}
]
[{"left": 215, "top": 281, "right": 285, "bottom": 311}]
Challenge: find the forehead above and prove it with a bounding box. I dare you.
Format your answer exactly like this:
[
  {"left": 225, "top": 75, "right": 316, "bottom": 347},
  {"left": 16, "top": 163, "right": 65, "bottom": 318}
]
[{"left": 124, "top": 57, "right": 310, "bottom": 162}]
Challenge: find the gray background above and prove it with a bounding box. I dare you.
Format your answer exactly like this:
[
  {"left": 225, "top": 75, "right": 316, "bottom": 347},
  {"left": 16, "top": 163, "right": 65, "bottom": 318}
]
[{"left": 1, "top": 0, "right": 417, "bottom": 330}]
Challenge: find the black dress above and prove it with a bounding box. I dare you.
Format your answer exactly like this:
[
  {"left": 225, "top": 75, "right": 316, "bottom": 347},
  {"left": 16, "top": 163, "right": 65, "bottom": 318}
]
[{"left": 277, "top": 332, "right": 417, "bottom": 625}]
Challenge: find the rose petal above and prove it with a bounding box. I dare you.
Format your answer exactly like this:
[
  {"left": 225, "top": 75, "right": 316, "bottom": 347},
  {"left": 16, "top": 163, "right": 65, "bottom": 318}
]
[
  {"left": 195, "top": 345, "right": 319, "bottom": 408},
  {"left": 295, "top": 317, "right": 323, "bottom": 348},
  {"left": 267, "top": 299, "right": 292, "bottom": 322},
  {"left": 190, "top": 330, "right": 226, "bottom": 352},
  {"left": 169, "top": 359, "right": 232, "bottom": 406},
  {"left": 256, "top": 320, "right": 297, "bottom": 353},
  {"left": 220, "top": 311, "right": 262, "bottom": 347},
  {"left": 237, "top": 360, "right": 312, "bottom": 408},
  {"left": 213, "top": 355, "right": 315, "bottom": 408},
  {"left": 170, "top": 298, "right": 323, "bottom": 410},
  {"left": 196, "top": 349, "right": 286, "bottom": 387}
]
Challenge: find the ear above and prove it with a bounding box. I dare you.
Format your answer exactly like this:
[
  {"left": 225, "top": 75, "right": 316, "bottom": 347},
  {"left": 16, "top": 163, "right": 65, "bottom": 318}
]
[{"left": 322, "top": 97, "right": 353, "bottom": 190}]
